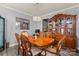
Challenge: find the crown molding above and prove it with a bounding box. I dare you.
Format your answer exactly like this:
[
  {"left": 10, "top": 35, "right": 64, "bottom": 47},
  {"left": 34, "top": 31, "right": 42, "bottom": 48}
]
[
  {"left": 41, "top": 4, "right": 79, "bottom": 17},
  {"left": 0, "top": 4, "right": 33, "bottom": 16}
]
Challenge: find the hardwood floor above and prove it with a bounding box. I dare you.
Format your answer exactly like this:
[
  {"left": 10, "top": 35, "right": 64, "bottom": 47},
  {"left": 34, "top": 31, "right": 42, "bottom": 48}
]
[{"left": 0, "top": 45, "right": 79, "bottom": 56}]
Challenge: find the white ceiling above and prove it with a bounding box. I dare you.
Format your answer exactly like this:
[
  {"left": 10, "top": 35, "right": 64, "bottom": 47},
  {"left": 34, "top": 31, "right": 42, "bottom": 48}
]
[{"left": 0, "top": 3, "right": 78, "bottom": 16}]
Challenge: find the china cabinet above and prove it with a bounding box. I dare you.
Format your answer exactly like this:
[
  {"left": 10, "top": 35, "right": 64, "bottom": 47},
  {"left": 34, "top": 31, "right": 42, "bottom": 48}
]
[
  {"left": 42, "top": 14, "right": 76, "bottom": 49},
  {"left": 52, "top": 14, "right": 76, "bottom": 49},
  {"left": 42, "top": 19, "right": 48, "bottom": 32}
]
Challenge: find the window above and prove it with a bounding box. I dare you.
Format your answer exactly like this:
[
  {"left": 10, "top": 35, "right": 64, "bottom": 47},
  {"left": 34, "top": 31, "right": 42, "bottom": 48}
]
[{"left": 16, "top": 17, "right": 30, "bottom": 30}]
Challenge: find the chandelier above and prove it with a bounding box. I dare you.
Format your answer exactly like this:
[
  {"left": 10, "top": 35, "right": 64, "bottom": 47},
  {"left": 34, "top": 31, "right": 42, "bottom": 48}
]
[{"left": 33, "top": 16, "right": 41, "bottom": 21}]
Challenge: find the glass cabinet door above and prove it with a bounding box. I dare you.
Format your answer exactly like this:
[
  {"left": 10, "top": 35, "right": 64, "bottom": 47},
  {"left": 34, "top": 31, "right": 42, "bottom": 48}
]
[
  {"left": 52, "top": 20, "right": 55, "bottom": 32},
  {"left": 54, "top": 20, "right": 59, "bottom": 32},
  {"left": 48, "top": 19, "right": 53, "bottom": 31},
  {"left": 59, "top": 18, "right": 65, "bottom": 34},
  {"left": 42, "top": 19, "right": 48, "bottom": 32},
  {"left": 66, "top": 17, "right": 72, "bottom": 35}
]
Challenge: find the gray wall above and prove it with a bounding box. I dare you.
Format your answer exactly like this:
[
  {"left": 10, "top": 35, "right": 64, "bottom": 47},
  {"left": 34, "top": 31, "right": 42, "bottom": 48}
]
[
  {"left": 0, "top": 6, "right": 42, "bottom": 47},
  {"left": 76, "top": 16, "right": 79, "bottom": 50}
]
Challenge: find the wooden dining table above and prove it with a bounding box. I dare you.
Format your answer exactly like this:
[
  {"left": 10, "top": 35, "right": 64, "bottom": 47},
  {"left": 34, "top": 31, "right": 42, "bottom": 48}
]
[{"left": 26, "top": 35, "right": 54, "bottom": 56}]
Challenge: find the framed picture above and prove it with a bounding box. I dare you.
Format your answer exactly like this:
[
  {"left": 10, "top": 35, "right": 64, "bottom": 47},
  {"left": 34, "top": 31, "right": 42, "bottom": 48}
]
[{"left": 16, "top": 17, "right": 30, "bottom": 30}]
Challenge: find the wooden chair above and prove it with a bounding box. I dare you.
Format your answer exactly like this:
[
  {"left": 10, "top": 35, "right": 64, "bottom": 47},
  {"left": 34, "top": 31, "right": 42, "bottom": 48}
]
[
  {"left": 21, "top": 31, "right": 33, "bottom": 56},
  {"left": 15, "top": 33, "right": 24, "bottom": 55},
  {"left": 21, "top": 31, "right": 29, "bottom": 37},
  {"left": 46, "top": 32, "right": 52, "bottom": 38},
  {"left": 38, "top": 32, "right": 43, "bottom": 38},
  {"left": 52, "top": 32, "right": 63, "bottom": 46},
  {"left": 47, "top": 35, "right": 65, "bottom": 56},
  {"left": 56, "top": 35, "right": 65, "bottom": 55}
]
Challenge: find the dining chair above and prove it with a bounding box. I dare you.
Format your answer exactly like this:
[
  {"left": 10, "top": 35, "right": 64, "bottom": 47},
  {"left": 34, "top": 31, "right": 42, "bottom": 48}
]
[
  {"left": 56, "top": 35, "right": 65, "bottom": 55},
  {"left": 52, "top": 32, "right": 63, "bottom": 46},
  {"left": 47, "top": 35, "right": 65, "bottom": 56},
  {"left": 38, "top": 32, "right": 43, "bottom": 37},
  {"left": 21, "top": 31, "right": 29, "bottom": 37},
  {"left": 15, "top": 33, "right": 24, "bottom": 55},
  {"left": 21, "top": 31, "right": 33, "bottom": 56},
  {"left": 46, "top": 32, "right": 52, "bottom": 38}
]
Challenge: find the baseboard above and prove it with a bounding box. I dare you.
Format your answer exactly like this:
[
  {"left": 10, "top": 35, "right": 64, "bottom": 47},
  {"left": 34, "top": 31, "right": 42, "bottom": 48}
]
[{"left": 9, "top": 43, "right": 18, "bottom": 47}]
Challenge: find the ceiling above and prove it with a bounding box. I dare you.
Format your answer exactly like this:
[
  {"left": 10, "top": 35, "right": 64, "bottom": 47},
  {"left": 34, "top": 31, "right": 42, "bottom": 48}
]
[{"left": 0, "top": 3, "right": 78, "bottom": 16}]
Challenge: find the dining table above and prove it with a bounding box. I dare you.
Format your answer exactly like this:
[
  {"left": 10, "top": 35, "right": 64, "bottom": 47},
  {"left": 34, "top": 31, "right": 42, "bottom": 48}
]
[{"left": 26, "top": 35, "right": 54, "bottom": 56}]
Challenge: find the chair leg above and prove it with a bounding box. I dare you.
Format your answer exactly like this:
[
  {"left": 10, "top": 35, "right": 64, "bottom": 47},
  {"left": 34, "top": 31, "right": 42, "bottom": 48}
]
[
  {"left": 24, "top": 50, "right": 33, "bottom": 56},
  {"left": 56, "top": 51, "right": 61, "bottom": 56},
  {"left": 44, "top": 50, "right": 47, "bottom": 56},
  {"left": 18, "top": 47, "right": 19, "bottom": 55},
  {"left": 29, "top": 51, "right": 33, "bottom": 56},
  {"left": 23, "top": 50, "right": 25, "bottom": 56}
]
